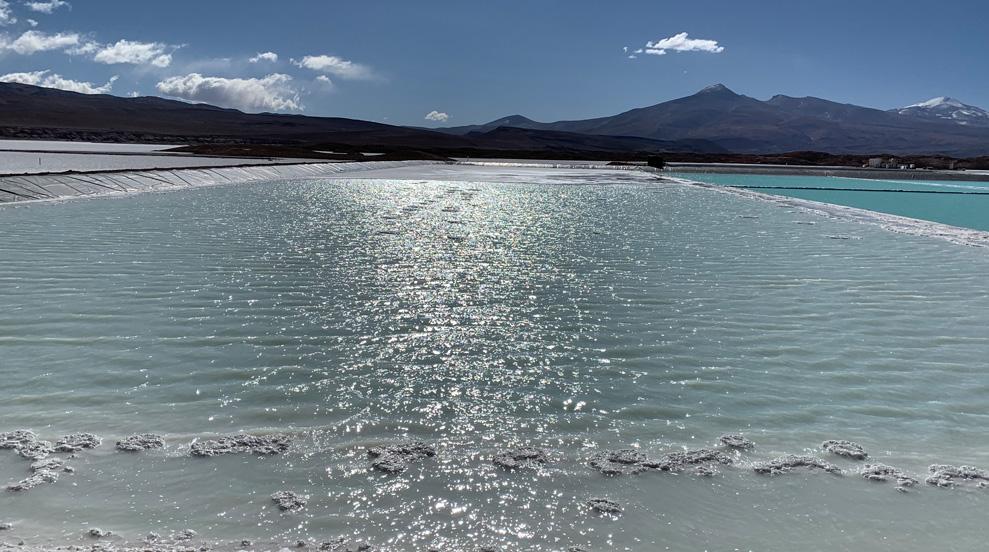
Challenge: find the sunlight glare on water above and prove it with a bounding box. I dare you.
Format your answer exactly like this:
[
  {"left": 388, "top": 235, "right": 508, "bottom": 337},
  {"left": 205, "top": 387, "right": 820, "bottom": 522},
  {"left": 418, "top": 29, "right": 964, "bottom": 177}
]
[{"left": 3, "top": 165, "right": 989, "bottom": 550}]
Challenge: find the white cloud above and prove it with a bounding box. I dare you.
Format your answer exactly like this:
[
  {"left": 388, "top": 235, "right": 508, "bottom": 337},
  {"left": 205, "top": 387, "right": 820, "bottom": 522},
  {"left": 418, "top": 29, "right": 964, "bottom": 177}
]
[
  {"left": 66, "top": 40, "right": 97, "bottom": 55},
  {"left": 3, "top": 30, "right": 79, "bottom": 54},
  {"left": 0, "top": 0, "right": 15, "bottom": 25},
  {"left": 93, "top": 39, "right": 172, "bottom": 67},
  {"left": 24, "top": 0, "right": 69, "bottom": 14},
  {"left": 314, "top": 74, "right": 333, "bottom": 86},
  {"left": 424, "top": 110, "right": 449, "bottom": 122},
  {"left": 249, "top": 51, "right": 278, "bottom": 63},
  {"left": 26, "top": 18, "right": 37, "bottom": 26},
  {"left": 0, "top": 69, "right": 116, "bottom": 94},
  {"left": 292, "top": 54, "right": 373, "bottom": 80},
  {"left": 155, "top": 72, "right": 301, "bottom": 112},
  {"left": 644, "top": 32, "right": 724, "bottom": 54}
]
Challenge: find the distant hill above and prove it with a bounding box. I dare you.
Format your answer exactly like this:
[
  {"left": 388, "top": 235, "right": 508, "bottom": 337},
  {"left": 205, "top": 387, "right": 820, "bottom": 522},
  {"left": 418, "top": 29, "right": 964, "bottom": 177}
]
[
  {"left": 0, "top": 82, "right": 718, "bottom": 157},
  {"left": 437, "top": 84, "right": 989, "bottom": 156}
]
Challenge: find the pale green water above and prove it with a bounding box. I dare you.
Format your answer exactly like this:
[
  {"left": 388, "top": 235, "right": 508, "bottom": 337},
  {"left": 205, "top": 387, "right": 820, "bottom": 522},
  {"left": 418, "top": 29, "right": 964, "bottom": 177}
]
[
  {"left": 673, "top": 172, "right": 989, "bottom": 231},
  {"left": 2, "top": 165, "right": 989, "bottom": 551}
]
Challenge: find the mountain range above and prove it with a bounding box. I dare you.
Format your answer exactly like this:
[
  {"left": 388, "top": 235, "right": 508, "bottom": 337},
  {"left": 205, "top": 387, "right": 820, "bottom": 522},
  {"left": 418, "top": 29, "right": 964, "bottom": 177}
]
[
  {"left": 437, "top": 84, "right": 989, "bottom": 156},
  {"left": 0, "top": 81, "right": 714, "bottom": 156},
  {"left": 1, "top": 81, "right": 988, "bottom": 157}
]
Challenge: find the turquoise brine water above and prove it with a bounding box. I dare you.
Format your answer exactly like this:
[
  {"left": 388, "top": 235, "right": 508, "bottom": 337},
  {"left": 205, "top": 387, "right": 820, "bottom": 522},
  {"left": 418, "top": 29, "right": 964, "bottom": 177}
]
[
  {"left": 3, "top": 165, "right": 989, "bottom": 550},
  {"left": 672, "top": 172, "right": 989, "bottom": 231}
]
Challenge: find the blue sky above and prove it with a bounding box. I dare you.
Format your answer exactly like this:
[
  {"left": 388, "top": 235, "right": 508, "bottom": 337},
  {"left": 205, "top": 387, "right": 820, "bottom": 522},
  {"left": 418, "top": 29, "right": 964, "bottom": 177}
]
[{"left": 0, "top": 0, "right": 986, "bottom": 126}]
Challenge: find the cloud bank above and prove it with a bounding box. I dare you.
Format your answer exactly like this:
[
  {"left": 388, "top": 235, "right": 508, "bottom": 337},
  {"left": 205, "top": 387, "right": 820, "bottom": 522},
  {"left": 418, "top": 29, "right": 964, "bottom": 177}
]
[
  {"left": 2, "top": 30, "right": 79, "bottom": 54},
  {"left": 24, "top": 0, "right": 70, "bottom": 14},
  {"left": 0, "top": 69, "right": 116, "bottom": 94},
  {"left": 93, "top": 39, "right": 172, "bottom": 67},
  {"left": 155, "top": 72, "right": 301, "bottom": 112},
  {"left": 0, "top": 0, "right": 15, "bottom": 25}
]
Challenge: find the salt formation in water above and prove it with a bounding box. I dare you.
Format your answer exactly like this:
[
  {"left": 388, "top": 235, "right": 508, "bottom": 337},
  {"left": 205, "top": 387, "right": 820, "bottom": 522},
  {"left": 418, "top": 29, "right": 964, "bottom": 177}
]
[
  {"left": 493, "top": 447, "right": 550, "bottom": 470},
  {"left": 271, "top": 491, "right": 308, "bottom": 511},
  {"left": 0, "top": 430, "right": 37, "bottom": 449},
  {"left": 653, "top": 449, "right": 735, "bottom": 472},
  {"left": 88, "top": 528, "right": 112, "bottom": 538},
  {"left": 190, "top": 434, "right": 291, "bottom": 457},
  {"left": 719, "top": 433, "right": 755, "bottom": 450},
  {"left": 589, "top": 447, "right": 733, "bottom": 475},
  {"left": 14, "top": 440, "right": 53, "bottom": 461},
  {"left": 861, "top": 464, "right": 919, "bottom": 492},
  {"left": 54, "top": 433, "right": 101, "bottom": 453},
  {"left": 116, "top": 434, "right": 166, "bottom": 452},
  {"left": 822, "top": 440, "right": 868, "bottom": 460},
  {"left": 367, "top": 441, "right": 436, "bottom": 474},
  {"left": 926, "top": 464, "right": 989, "bottom": 487},
  {"left": 319, "top": 538, "right": 376, "bottom": 551},
  {"left": 589, "top": 449, "right": 651, "bottom": 475},
  {"left": 0, "top": 522, "right": 11, "bottom": 530},
  {"left": 587, "top": 498, "right": 622, "bottom": 514},
  {"left": 753, "top": 455, "right": 842, "bottom": 475},
  {"left": 1, "top": 430, "right": 55, "bottom": 461},
  {"left": 29, "top": 457, "right": 65, "bottom": 472}
]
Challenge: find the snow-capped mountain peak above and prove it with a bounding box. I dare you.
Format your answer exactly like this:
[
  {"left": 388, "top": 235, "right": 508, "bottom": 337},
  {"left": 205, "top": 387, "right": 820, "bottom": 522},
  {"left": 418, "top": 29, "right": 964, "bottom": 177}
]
[
  {"left": 907, "top": 96, "right": 965, "bottom": 109},
  {"left": 894, "top": 96, "right": 989, "bottom": 127}
]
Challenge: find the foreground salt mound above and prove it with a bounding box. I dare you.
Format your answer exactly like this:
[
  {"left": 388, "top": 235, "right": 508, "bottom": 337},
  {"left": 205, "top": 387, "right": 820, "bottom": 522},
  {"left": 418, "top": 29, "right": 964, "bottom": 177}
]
[
  {"left": 55, "top": 433, "right": 101, "bottom": 453},
  {"left": 586, "top": 498, "right": 622, "bottom": 515},
  {"left": 367, "top": 441, "right": 436, "bottom": 474},
  {"left": 589, "top": 448, "right": 735, "bottom": 476},
  {"left": 116, "top": 434, "right": 165, "bottom": 452},
  {"left": 271, "top": 490, "right": 308, "bottom": 511},
  {"left": 753, "top": 455, "right": 842, "bottom": 475},
  {"left": 926, "top": 464, "right": 989, "bottom": 487},
  {"left": 588, "top": 449, "right": 650, "bottom": 475},
  {"left": 493, "top": 447, "right": 550, "bottom": 470},
  {"left": 861, "top": 464, "right": 919, "bottom": 492},
  {"left": 14, "top": 440, "right": 54, "bottom": 461},
  {"left": 0, "top": 430, "right": 37, "bottom": 449},
  {"left": 822, "top": 439, "right": 868, "bottom": 460},
  {"left": 190, "top": 434, "right": 291, "bottom": 457},
  {"left": 719, "top": 433, "right": 755, "bottom": 450}
]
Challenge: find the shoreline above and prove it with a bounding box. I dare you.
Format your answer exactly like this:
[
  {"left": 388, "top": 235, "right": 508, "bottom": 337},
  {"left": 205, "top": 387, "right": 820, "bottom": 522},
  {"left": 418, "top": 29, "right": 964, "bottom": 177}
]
[
  {"left": 0, "top": 161, "right": 442, "bottom": 205},
  {"left": 666, "top": 162, "right": 989, "bottom": 182},
  {"left": 455, "top": 160, "right": 989, "bottom": 247}
]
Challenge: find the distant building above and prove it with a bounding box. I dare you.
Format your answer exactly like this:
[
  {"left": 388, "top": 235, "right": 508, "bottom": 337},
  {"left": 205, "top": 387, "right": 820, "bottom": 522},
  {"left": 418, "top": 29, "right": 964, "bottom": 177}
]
[{"left": 867, "top": 157, "right": 904, "bottom": 169}]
